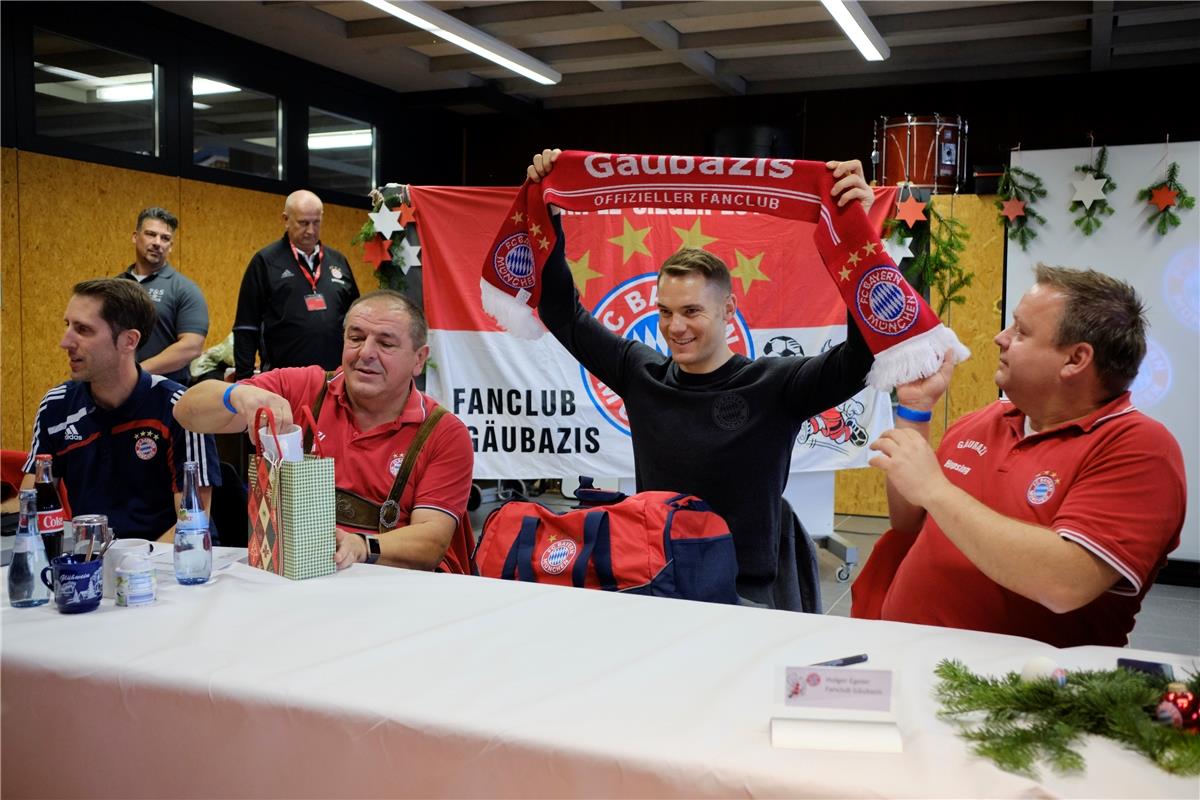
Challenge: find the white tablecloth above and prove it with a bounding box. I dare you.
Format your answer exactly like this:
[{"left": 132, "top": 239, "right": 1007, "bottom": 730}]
[{"left": 2, "top": 548, "right": 1196, "bottom": 798}]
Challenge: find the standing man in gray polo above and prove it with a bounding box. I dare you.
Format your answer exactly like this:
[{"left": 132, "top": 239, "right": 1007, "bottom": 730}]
[{"left": 116, "top": 207, "right": 210, "bottom": 385}]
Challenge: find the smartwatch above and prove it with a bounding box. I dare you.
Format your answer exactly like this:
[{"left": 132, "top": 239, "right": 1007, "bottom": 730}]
[{"left": 357, "top": 533, "right": 381, "bottom": 564}]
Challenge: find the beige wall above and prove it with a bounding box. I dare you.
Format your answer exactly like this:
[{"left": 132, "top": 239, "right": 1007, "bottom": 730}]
[
  {"left": 0, "top": 148, "right": 368, "bottom": 451},
  {"left": 835, "top": 194, "right": 1005, "bottom": 517}
]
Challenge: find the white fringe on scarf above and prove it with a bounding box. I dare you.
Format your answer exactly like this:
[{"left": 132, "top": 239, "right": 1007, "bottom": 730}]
[
  {"left": 866, "top": 323, "right": 971, "bottom": 392},
  {"left": 481, "top": 279, "right": 545, "bottom": 340}
]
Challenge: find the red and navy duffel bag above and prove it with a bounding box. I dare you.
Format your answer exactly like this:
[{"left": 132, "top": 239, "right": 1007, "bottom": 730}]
[{"left": 473, "top": 489, "right": 739, "bottom": 604}]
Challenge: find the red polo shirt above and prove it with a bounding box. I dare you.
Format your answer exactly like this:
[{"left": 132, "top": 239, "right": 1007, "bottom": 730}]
[
  {"left": 244, "top": 366, "right": 474, "bottom": 573},
  {"left": 881, "top": 393, "right": 1186, "bottom": 647}
]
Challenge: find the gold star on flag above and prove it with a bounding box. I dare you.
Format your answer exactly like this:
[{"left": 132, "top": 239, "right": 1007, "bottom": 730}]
[
  {"left": 861, "top": 241, "right": 878, "bottom": 256},
  {"left": 529, "top": 222, "right": 543, "bottom": 237},
  {"left": 731, "top": 250, "right": 768, "bottom": 294},
  {"left": 538, "top": 236, "right": 550, "bottom": 251},
  {"left": 672, "top": 219, "right": 718, "bottom": 251},
  {"left": 511, "top": 210, "right": 525, "bottom": 225},
  {"left": 568, "top": 251, "right": 603, "bottom": 295},
  {"left": 839, "top": 265, "right": 852, "bottom": 281},
  {"left": 608, "top": 218, "right": 652, "bottom": 263},
  {"left": 847, "top": 251, "right": 861, "bottom": 266}
]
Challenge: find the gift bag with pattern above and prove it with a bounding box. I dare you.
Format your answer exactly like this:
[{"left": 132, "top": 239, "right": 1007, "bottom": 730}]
[{"left": 248, "top": 407, "right": 335, "bottom": 580}]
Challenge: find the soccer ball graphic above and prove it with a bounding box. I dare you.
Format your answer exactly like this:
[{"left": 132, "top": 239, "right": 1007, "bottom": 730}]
[{"left": 762, "top": 335, "right": 803, "bottom": 358}]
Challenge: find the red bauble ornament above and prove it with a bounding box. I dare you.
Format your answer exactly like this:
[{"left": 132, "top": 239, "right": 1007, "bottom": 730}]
[{"left": 1160, "top": 688, "right": 1200, "bottom": 733}]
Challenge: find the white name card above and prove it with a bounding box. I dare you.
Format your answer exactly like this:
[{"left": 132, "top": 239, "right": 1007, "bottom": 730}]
[
  {"left": 770, "top": 667, "right": 902, "bottom": 753},
  {"left": 784, "top": 666, "right": 892, "bottom": 711}
]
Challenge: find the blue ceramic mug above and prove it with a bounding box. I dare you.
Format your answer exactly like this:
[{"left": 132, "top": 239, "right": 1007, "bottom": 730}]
[{"left": 40, "top": 554, "right": 103, "bottom": 614}]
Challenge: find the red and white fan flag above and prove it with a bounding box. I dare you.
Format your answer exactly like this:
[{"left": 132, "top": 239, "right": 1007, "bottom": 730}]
[{"left": 413, "top": 177, "right": 908, "bottom": 479}]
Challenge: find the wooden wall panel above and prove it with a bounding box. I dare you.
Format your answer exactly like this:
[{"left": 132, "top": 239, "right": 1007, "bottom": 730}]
[
  {"left": 178, "top": 180, "right": 370, "bottom": 346},
  {"left": 835, "top": 194, "right": 1006, "bottom": 518},
  {"left": 4, "top": 151, "right": 365, "bottom": 450},
  {"left": 15, "top": 151, "right": 179, "bottom": 453},
  {"left": 931, "top": 194, "right": 1004, "bottom": 424},
  {"left": 178, "top": 180, "right": 291, "bottom": 347},
  {"left": 2, "top": 149, "right": 24, "bottom": 450}
]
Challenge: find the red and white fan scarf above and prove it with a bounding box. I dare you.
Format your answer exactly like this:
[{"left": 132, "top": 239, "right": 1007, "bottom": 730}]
[{"left": 481, "top": 150, "right": 968, "bottom": 390}]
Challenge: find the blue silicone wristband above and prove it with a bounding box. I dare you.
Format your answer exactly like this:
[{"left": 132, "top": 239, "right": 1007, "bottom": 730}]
[
  {"left": 895, "top": 405, "right": 933, "bottom": 422},
  {"left": 222, "top": 384, "right": 238, "bottom": 414}
]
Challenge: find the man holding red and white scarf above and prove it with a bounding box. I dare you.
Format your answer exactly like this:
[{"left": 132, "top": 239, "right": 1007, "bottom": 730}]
[{"left": 505, "top": 149, "right": 965, "bottom": 609}]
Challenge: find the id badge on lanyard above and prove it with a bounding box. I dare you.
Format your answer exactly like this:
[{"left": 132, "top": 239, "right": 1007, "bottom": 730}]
[{"left": 291, "top": 243, "right": 326, "bottom": 313}]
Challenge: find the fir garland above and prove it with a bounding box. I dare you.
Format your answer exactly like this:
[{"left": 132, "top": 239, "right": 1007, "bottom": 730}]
[
  {"left": 889, "top": 203, "right": 972, "bottom": 318},
  {"left": 934, "top": 659, "right": 1200, "bottom": 779},
  {"left": 1071, "top": 146, "right": 1116, "bottom": 236},
  {"left": 996, "top": 166, "right": 1047, "bottom": 250},
  {"left": 1137, "top": 161, "right": 1196, "bottom": 236}
]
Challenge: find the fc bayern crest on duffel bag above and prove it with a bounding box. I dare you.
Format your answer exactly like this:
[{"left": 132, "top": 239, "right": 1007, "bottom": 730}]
[{"left": 474, "top": 482, "right": 739, "bottom": 604}]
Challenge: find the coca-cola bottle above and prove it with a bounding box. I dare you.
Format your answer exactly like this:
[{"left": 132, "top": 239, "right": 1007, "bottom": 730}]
[{"left": 33, "top": 454, "right": 65, "bottom": 560}]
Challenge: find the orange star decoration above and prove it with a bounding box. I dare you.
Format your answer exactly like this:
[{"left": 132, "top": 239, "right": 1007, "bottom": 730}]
[
  {"left": 362, "top": 236, "right": 391, "bottom": 267},
  {"left": 896, "top": 195, "right": 927, "bottom": 227},
  {"left": 397, "top": 202, "right": 417, "bottom": 228},
  {"left": 1000, "top": 197, "right": 1026, "bottom": 223},
  {"left": 1149, "top": 185, "right": 1179, "bottom": 212}
]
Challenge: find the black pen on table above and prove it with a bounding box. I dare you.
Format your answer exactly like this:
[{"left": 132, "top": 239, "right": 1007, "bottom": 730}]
[{"left": 809, "top": 653, "right": 869, "bottom": 667}]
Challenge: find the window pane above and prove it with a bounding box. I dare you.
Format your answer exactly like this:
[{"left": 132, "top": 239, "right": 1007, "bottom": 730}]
[
  {"left": 32, "top": 29, "right": 158, "bottom": 156},
  {"left": 308, "top": 107, "right": 375, "bottom": 195},
  {"left": 192, "top": 75, "right": 280, "bottom": 180}
]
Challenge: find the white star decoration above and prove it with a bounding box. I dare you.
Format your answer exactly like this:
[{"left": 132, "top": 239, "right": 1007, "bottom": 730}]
[
  {"left": 1071, "top": 175, "right": 1108, "bottom": 209},
  {"left": 395, "top": 238, "right": 421, "bottom": 274},
  {"left": 883, "top": 236, "right": 914, "bottom": 263},
  {"left": 368, "top": 206, "right": 404, "bottom": 239}
]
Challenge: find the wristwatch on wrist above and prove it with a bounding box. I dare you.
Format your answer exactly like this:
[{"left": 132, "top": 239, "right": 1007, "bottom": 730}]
[{"left": 357, "top": 533, "right": 381, "bottom": 564}]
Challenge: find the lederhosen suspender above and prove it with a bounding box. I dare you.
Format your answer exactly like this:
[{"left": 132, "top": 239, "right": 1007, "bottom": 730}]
[{"left": 304, "top": 372, "right": 448, "bottom": 533}]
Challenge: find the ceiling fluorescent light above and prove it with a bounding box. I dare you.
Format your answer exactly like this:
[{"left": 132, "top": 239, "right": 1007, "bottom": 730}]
[
  {"left": 193, "top": 78, "right": 240, "bottom": 96},
  {"left": 821, "top": 0, "right": 890, "bottom": 62},
  {"left": 361, "top": 0, "right": 561, "bottom": 85},
  {"left": 308, "top": 130, "right": 374, "bottom": 150},
  {"left": 96, "top": 83, "right": 153, "bottom": 102}
]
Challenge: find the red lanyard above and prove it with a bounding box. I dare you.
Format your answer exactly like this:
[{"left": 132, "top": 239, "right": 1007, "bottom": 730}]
[{"left": 289, "top": 242, "right": 323, "bottom": 292}]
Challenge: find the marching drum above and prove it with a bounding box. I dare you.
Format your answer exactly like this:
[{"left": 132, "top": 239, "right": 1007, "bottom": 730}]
[{"left": 876, "top": 114, "right": 968, "bottom": 192}]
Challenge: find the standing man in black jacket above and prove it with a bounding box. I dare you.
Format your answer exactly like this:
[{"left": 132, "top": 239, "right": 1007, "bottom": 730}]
[{"left": 233, "top": 190, "right": 360, "bottom": 379}]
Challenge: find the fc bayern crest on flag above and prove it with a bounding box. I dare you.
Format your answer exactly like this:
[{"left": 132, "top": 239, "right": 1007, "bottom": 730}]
[
  {"left": 492, "top": 232, "right": 537, "bottom": 290},
  {"left": 855, "top": 265, "right": 919, "bottom": 336},
  {"left": 581, "top": 272, "right": 754, "bottom": 436},
  {"left": 540, "top": 538, "right": 578, "bottom": 574}
]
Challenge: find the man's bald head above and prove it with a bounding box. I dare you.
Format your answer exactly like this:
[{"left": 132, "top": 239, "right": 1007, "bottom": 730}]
[{"left": 282, "top": 190, "right": 324, "bottom": 253}]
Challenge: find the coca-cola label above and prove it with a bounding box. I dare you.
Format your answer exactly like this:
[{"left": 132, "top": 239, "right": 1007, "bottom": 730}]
[{"left": 37, "top": 509, "right": 64, "bottom": 534}]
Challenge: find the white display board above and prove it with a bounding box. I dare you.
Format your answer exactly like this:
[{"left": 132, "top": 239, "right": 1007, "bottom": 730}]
[{"left": 1008, "top": 142, "right": 1199, "bottom": 562}]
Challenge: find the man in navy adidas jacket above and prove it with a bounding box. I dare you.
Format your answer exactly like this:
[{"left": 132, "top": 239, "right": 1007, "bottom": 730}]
[{"left": 23, "top": 279, "right": 219, "bottom": 541}]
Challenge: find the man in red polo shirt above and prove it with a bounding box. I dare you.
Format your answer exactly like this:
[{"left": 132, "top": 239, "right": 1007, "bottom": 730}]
[
  {"left": 865, "top": 265, "right": 1186, "bottom": 647},
  {"left": 175, "top": 290, "right": 474, "bottom": 573}
]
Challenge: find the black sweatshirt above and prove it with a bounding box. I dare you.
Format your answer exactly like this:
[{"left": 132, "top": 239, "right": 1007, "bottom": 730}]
[{"left": 538, "top": 216, "right": 873, "bottom": 606}]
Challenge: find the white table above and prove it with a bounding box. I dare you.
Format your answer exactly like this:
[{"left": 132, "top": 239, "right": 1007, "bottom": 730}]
[{"left": 2, "top": 548, "right": 1196, "bottom": 798}]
